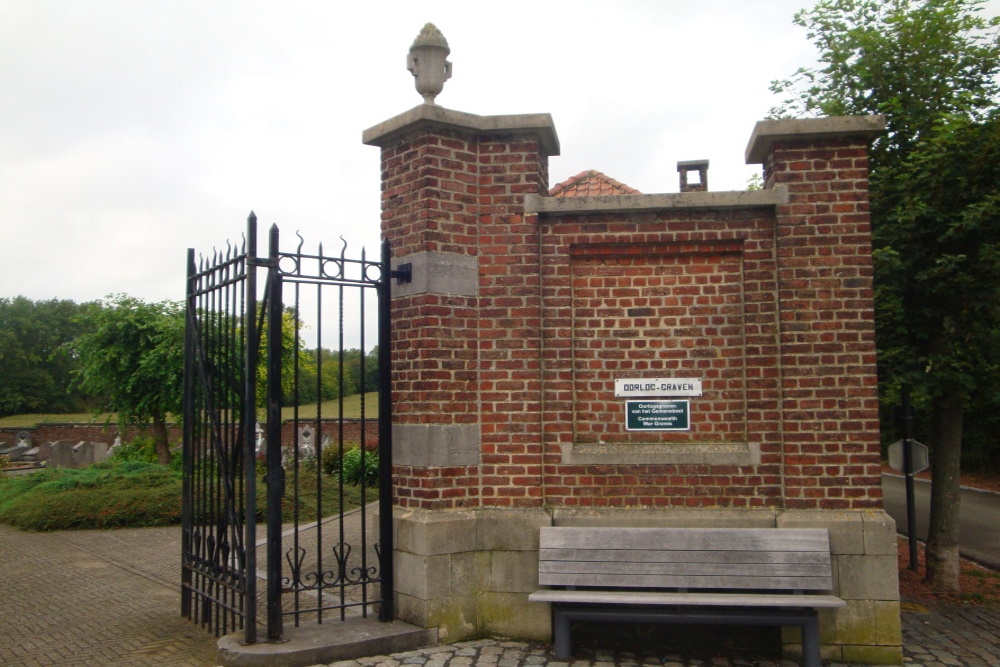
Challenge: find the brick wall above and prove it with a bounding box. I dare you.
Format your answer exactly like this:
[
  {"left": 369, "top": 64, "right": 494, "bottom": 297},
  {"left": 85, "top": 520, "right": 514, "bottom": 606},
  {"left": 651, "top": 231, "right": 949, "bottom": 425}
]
[
  {"left": 538, "top": 211, "right": 784, "bottom": 508},
  {"left": 763, "top": 136, "right": 882, "bottom": 509},
  {"left": 0, "top": 423, "right": 182, "bottom": 448},
  {"left": 369, "top": 110, "right": 883, "bottom": 513},
  {"left": 477, "top": 135, "right": 546, "bottom": 509}
]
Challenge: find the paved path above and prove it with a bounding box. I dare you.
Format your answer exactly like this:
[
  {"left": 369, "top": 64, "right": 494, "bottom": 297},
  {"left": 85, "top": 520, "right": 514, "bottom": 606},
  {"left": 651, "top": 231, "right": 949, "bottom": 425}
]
[
  {"left": 0, "top": 524, "right": 217, "bottom": 666},
  {"left": 883, "top": 473, "right": 1000, "bottom": 570},
  {"left": 1, "top": 522, "right": 999, "bottom": 667}
]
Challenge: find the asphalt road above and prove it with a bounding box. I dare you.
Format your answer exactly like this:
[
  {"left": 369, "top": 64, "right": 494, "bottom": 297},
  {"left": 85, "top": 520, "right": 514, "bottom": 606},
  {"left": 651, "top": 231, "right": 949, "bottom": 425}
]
[{"left": 882, "top": 473, "right": 1000, "bottom": 570}]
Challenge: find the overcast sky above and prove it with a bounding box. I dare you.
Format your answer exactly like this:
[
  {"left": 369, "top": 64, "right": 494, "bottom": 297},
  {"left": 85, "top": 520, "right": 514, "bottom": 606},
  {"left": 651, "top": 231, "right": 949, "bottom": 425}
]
[{"left": 3, "top": 0, "right": 998, "bottom": 306}]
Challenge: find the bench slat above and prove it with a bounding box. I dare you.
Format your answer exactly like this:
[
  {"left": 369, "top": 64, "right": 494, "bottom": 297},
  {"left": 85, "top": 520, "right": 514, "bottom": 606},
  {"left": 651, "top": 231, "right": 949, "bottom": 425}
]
[
  {"left": 539, "top": 560, "right": 832, "bottom": 578},
  {"left": 540, "top": 527, "right": 830, "bottom": 552},
  {"left": 539, "top": 548, "right": 831, "bottom": 566},
  {"left": 528, "top": 589, "right": 846, "bottom": 609},
  {"left": 539, "top": 572, "right": 833, "bottom": 590}
]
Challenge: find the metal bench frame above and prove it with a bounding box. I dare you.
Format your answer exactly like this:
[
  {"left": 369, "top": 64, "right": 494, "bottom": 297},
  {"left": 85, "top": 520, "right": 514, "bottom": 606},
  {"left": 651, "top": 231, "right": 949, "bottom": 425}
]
[{"left": 528, "top": 527, "right": 845, "bottom": 667}]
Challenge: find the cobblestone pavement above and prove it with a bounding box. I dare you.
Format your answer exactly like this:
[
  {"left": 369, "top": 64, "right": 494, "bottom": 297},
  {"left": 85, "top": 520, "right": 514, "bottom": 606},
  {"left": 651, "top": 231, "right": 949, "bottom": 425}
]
[
  {"left": 1, "top": 521, "right": 998, "bottom": 667},
  {"left": 322, "top": 600, "right": 1000, "bottom": 667}
]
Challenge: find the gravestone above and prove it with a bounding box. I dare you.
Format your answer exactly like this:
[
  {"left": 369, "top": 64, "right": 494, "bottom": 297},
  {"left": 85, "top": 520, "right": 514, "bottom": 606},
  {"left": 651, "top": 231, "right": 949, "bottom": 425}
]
[
  {"left": 255, "top": 422, "right": 266, "bottom": 459},
  {"left": 298, "top": 426, "right": 314, "bottom": 459},
  {"left": 1, "top": 444, "right": 28, "bottom": 462},
  {"left": 50, "top": 440, "right": 77, "bottom": 468},
  {"left": 33, "top": 441, "right": 54, "bottom": 463},
  {"left": 72, "top": 441, "right": 110, "bottom": 466},
  {"left": 108, "top": 436, "right": 122, "bottom": 458}
]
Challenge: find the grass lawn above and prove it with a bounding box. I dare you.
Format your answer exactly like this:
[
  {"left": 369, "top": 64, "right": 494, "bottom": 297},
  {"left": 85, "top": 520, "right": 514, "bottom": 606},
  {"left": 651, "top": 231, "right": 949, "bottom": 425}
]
[
  {"left": 279, "top": 391, "right": 379, "bottom": 421},
  {"left": 0, "top": 392, "right": 379, "bottom": 429},
  {"left": 0, "top": 412, "right": 118, "bottom": 428}
]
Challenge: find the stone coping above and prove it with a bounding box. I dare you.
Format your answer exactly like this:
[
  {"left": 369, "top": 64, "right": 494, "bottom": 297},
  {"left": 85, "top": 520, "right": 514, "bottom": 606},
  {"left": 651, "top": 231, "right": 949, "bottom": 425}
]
[
  {"left": 525, "top": 186, "right": 787, "bottom": 217},
  {"left": 745, "top": 114, "right": 886, "bottom": 163},
  {"left": 363, "top": 104, "right": 560, "bottom": 156}
]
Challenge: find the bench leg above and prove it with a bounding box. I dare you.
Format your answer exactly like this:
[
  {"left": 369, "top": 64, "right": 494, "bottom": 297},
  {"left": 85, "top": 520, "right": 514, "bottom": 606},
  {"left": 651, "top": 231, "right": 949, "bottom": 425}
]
[
  {"left": 552, "top": 607, "right": 572, "bottom": 660},
  {"left": 801, "top": 613, "right": 821, "bottom": 667}
]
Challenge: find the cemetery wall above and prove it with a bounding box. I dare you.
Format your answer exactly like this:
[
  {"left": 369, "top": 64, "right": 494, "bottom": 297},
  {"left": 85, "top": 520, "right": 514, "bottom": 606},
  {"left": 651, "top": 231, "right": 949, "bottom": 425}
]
[
  {"left": 0, "top": 419, "right": 378, "bottom": 454},
  {"left": 365, "top": 107, "right": 900, "bottom": 663}
]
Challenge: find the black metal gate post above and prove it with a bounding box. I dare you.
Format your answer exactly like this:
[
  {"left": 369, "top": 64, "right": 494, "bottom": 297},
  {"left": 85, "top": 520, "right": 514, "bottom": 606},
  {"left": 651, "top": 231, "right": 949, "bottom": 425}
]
[
  {"left": 265, "top": 223, "right": 285, "bottom": 640},
  {"left": 242, "top": 214, "right": 260, "bottom": 644},
  {"left": 181, "top": 248, "right": 196, "bottom": 622},
  {"left": 378, "top": 239, "right": 395, "bottom": 622}
]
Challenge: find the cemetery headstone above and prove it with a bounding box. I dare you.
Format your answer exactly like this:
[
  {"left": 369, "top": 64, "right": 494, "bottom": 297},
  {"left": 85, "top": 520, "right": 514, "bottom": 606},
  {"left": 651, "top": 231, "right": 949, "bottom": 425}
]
[
  {"left": 298, "top": 426, "right": 314, "bottom": 459},
  {"left": 50, "top": 440, "right": 76, "bottom": 468}
]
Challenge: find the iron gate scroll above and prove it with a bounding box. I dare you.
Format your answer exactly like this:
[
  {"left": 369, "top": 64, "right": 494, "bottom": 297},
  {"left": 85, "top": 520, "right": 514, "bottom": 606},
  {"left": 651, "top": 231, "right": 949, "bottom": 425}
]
[{"left": 182, "top": 213, "right": 396, "bottom": 643}]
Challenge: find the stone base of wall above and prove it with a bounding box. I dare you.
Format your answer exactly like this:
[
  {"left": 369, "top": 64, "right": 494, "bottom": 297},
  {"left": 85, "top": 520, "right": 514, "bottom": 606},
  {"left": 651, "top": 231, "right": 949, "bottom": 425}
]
[{"left": 389, "top": 507, "right": 902, "bottom": 665}]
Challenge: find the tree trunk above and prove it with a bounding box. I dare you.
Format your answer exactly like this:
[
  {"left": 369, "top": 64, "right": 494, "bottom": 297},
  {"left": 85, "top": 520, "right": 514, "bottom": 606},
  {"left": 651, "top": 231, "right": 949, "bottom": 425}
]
[
  {"left": 924, "top": 390, "right": 963, "bottom": 593},
  {"left": 152, "top": 414, "right": 171, "bottom": 466}
]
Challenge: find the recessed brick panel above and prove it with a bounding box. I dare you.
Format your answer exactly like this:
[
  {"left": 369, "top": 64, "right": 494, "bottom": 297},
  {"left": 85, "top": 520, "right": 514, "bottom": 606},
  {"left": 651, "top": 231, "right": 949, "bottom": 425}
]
[{"left": 569, "top": 244, "right": 746, "bottom": 444}]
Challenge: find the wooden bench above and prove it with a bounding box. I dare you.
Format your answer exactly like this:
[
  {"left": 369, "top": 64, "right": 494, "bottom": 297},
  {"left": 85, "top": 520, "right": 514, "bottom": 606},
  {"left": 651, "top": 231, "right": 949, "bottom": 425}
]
[{"left": 528, "top": 527, "right": 845, "bottom": 667}]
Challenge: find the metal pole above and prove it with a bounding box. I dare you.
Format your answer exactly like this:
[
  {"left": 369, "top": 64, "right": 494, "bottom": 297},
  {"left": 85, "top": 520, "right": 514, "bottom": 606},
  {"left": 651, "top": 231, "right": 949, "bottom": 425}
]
[
  {"left": 901, "top": 386, "right": 919, "bottom": 571},
  {"left": 377, "top": 239, "right": 395, "bottom": 622},
  {"left": 243, "top": 213, "right": 259, "bottom": 642},
  {"left": 266, "top": 223, "right": 285, "bottom": 640},
  {"left": 181, "top": 248, "right": 196, "bottom": 619}
]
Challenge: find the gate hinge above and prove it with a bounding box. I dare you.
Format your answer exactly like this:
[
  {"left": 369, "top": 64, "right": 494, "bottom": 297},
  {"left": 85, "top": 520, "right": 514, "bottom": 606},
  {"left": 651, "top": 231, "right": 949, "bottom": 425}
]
[
  {"left": 390, "top": 263, "right": 412, "bottom": 285},
  {"left": 248, "top": 258, "right": 277, "bottom": 268}
]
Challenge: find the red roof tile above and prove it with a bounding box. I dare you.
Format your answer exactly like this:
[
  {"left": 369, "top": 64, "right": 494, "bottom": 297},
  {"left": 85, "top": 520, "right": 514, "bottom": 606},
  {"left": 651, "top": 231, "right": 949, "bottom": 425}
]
[{"left": 549, "top": 170, "right": 640, "bottom": 197}]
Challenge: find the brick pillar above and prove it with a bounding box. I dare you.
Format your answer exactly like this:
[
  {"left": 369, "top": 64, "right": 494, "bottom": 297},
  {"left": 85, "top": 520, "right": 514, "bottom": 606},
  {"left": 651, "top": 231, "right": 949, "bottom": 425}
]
[
  {"left": 747, "top": 116, "right": 885, "bottom": 511},
  {"left": 363, "top": 105, "right": 558, "bottom": 640},
  {"left": 364, "top": 105, "right": 557, "bottom": 510}
]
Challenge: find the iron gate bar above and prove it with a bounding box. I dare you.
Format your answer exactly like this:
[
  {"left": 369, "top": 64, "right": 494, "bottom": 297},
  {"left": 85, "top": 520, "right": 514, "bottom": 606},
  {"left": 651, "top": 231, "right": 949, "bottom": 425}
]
[
  {"left": 242, "top": 214, "right": 259, "bottom": 644},
  {"left": 265, "top": 222, "right": 284, "bottom": 640}
]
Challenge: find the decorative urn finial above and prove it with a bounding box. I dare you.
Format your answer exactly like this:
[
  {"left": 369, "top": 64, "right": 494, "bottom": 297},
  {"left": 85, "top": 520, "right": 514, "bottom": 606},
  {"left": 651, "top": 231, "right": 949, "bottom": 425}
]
[{"left": 407, "top": 23, "right": 452, "bottom": 105}]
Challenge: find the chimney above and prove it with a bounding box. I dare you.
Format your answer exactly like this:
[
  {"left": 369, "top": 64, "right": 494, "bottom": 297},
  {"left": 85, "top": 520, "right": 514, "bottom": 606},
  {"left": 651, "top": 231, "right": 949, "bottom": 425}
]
[{"left": 677, "top": 159, "right": 709, "bottom": 192}]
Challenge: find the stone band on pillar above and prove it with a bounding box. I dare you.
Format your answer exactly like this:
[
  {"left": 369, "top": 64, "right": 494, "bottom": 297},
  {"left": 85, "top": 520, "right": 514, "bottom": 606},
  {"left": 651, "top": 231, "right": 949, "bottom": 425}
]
[
  {"left": 393, "top": 423, "right": 481, "bottom": 467},
  {"left": 389, "top": 252, "right": 478, "bottom": 299}
]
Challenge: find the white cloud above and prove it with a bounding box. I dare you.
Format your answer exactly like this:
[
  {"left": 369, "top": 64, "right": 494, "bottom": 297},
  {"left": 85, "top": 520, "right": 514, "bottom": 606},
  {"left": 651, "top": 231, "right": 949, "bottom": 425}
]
[{"left": 4, "top": 0, "right": 993, "bottom": 304}]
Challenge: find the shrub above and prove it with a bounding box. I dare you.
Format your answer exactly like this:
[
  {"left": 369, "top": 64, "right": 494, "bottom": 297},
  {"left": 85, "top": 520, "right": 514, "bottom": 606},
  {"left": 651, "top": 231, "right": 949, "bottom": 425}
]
[
  {"left": 322, "top": 444, "right": 378, "bottom": 486},
  {"left": 0, "top": 459, "right": 181, "bottom": 530},
  {"left": 111, "top": 434, "right": 182, "bottom": 471}
]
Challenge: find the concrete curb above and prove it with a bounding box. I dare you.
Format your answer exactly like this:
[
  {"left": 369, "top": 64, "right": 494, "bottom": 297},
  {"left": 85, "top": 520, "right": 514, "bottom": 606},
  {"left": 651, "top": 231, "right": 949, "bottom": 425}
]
[{"left": 217, "top": 618, "right": 437, "bottom": 667}]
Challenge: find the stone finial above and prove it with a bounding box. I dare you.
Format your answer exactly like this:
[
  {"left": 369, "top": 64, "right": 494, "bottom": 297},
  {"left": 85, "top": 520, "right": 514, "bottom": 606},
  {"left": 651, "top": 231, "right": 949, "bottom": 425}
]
[{"left": 407, "top": 23, "right": 452, "bottom": 105}]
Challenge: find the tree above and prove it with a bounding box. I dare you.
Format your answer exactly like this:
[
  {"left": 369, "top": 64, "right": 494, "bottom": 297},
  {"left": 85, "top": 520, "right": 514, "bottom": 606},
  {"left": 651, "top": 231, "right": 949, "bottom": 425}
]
[
  {"left": 73, "top": 295, "right": 185, "bottom": 465},
  {"left": 0, "top": 297, "right": 97, "bottom": 416},
  {"left": 771, "top": 0, "right": 1000, "bottom": 592}
]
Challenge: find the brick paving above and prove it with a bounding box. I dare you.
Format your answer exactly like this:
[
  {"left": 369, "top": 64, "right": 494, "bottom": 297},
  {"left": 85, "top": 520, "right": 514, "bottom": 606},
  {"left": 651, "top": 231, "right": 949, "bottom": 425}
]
[
  {"left": 0, "top": 524, "right": 217, "bottom": 666},
  {"left": 0, "top": 522, "right": 997, "bottom": 667}
]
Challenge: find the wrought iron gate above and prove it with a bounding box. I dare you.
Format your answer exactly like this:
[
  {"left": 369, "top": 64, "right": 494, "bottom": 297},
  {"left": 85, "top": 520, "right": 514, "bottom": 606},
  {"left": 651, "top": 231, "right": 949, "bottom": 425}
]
[{"left": 182, "top": 213, "right": 395, "bottom": 643}]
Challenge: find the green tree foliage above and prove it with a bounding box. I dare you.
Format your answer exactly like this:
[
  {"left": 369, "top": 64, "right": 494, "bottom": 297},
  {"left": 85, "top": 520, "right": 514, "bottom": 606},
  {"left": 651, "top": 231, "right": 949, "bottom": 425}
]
[
  {"left": 73, "top": 295, "right": 185, "bottom": 465},
  {"left": 771, "top": 0, "right": 1000, "bottom": 593},
  {"left": 255, "top": 306, "right": 314, "bottom": 409},
  {"left": 770, "top": 0, "right": 1000, "bottom": 158},
  {"left": 284, "top": 346, "right": 379, "bottom": 407},
  {"left": 0, "top": 297, "right": 98, "bottom": 416}
]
